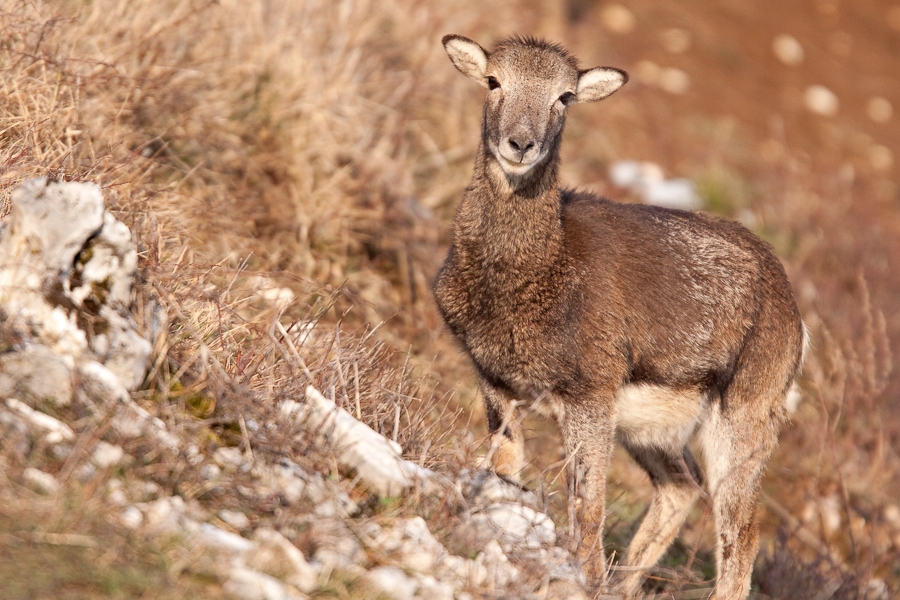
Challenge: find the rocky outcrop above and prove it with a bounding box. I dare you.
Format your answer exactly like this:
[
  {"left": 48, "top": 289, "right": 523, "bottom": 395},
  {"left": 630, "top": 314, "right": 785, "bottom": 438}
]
[
  {"left": 0, "top": 178, "right": 591, "bottom": 599},
  {"left": 0, "top": 178, "right": 151, "bottom": 393}
]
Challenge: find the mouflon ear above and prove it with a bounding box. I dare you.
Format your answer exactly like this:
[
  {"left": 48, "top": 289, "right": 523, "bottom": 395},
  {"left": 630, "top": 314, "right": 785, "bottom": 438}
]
[
  {"left": 575, "top": 67, "right": 628, "bottom": 102},
  {"left": 443, "top": 34, "right": 489, "bottom": 87}
]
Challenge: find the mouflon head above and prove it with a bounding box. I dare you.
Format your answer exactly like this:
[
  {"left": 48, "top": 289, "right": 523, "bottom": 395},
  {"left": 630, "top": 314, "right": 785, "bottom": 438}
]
[{"left": 442, "top": 34, "right": 627, "bottom": 179}]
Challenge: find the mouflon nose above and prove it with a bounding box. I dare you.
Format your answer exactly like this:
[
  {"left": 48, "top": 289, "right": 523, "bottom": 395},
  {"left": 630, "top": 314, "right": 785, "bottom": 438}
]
[{"left": 503, "top": 135, "right": 535, "bottom": 163}]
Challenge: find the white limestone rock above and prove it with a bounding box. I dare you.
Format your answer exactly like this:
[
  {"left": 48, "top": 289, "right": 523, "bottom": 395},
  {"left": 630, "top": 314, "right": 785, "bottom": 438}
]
[
  {"left": 0, "top": 178, "right": 151, "bottom": 389},
  {"left": 23, "top": 467, "right": 60, "bottom": 494},
  {"left": 280, "top": 386, "right": 435, "bottom": 497},
  {"left": 471, "top": 503, "right": 556, "bottom": 551},
  {"left": 247, "top": 528, "right": 318, "bottom": 593},
  {"left": 458, "top": 469, "right": 539, "bottom": 510},
  {"left": 4, "top": 397, "right": 75, "bottom": 444},
  {"left": 224, "top": 566, "right": 307, "bottom": 600},
  {"left": 0, "top": 346, "right": 74, "bottom": 406},
  {"left": 364, "top": 566, "right": 417, "bottom": 600}
]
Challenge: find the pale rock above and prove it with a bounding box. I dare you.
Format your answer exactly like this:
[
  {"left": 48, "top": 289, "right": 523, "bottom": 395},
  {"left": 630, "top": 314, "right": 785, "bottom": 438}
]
[
  {"left": 600, "top": 4, "right": 635, "bottom": 34},
  {"left": 281, "top": 386, "right": 435, "bottom": 497},
  {"left": 609, "top": 161, "right": 701, "bottom": 210},
  {"left": 804, "top": 85, "right": 839, "bottom": 116},
  {"left": 201, "top": 463, "right": 222, "bottom": 480},
  {"left": 92, "top": 441, "right": 125, "bottom": 468},
  {"left": 473, "top": 502, "right": 556, "bottom": 550},
  {"left": 436, "top": 553, "right": 488, "bottom": 588},
  {"left": 364, "top": 566, "right": 417, "bottom": 600},
  {"left": 475, "top": 540, "right": 519, "bottom": 589},
  {"left": 73, "top": 462, "right": 97, "bottom": 482},
  {"left": 191, "top": 521, "right": 255, "bottom": 556},
  {"left": 0, "top": 179, "right": 151, "bottom": 389},
  {"left": 867, "top": 97, "right": 893, "bottom": 123},
  {"left": 883, "top": 504, "right": 900, "bottom": 529},
  {"left": 5, "top": 397, "right": 75, "bottom": 444},
  {"left": 215, "top": 446, "right": 247, "bottom": 472},
  {"left": 120, "top": 506, "right": 144, "bottom": 529},
  {"left": 247, "top": 528, "right": 318, "bottom": 593},
  {"left": 642, "top": 178, "right": 702, "bottom": 210},
  {"left": 219, "top": 509, "right": 251, "bottom": 530},
  {"left": 868, "top": 145, "right": 893, "bottom": 172},
  {"left": 0, "top": 347, "right": 73, "bottom": 406},
  {"left": 375, "top": 516, "right": 444, "bottom": 572},
  {"left": 141, "top": 495, "right": 188, "bottom": 532},
  {"left": 309, "top": 518, "right": 364, "bottom": 570},
  {"left": 458, "top": 469, "right": 539, "bottom": 510},
  {"left": 0, "top": 406, "right": 30, "bottom": 456},
  {"left": 772, "top": 34, "right": 804, "bottom": 65},
  {"left": 865, "top": 578, "right": 889, "bottom": 600},
  {"left": 106, "top": 480, "right": 129, "bottom": 506},
  {"left": 609, "top": 160, "right": 664, "bottom": 189},
  {"left": 658, "top": 67, "right": 690, "bottom": 95},
  {"left": 537, "top": 546, "right": 585, "bottom": 584},
  {"left": 413, "top": 574, "right": 454, "bottom": 600},
  {"left": 224, "top": 565, "right": 306, "bottom": 600},
  {"left": 23, "top": 467, "right": 59, "bottom": 494}
]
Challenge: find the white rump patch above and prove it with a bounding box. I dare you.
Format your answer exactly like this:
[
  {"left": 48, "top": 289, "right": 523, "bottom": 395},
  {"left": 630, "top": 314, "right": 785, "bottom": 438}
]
[
  {"left": 576, "top": 67, "right": 627, "bottom": 102},
  {"left": 615, "top": 384, "right": 705, "bottom": 451}
]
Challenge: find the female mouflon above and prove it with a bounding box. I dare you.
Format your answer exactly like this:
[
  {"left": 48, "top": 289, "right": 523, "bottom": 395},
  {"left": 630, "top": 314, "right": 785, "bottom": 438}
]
[{"left": 433, "top": 34, "right": 806, "bottom": 599}]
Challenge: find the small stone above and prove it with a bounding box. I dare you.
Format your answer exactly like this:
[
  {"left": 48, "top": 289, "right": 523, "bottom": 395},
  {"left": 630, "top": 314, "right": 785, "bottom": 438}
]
[
  {"left": 107, "top": 480, "right": 128, "bottom": 506},
  {"left": 0, "top": 349, "right": 73, "bottom": 406},
  {"left": 23, "top": 467, "right": 59, "bottom": 494},
  {"left": 658, "top": 68, "right": 690, "bottom": 95},
  {"left": 867, "top": 97, "right": 893, "bottom": 123},
  {"left": 224, "top": 566, "right": 301, "bottom": 600},
  {"left": 473, "top": 502, "right": 556, "bottom": 550},
  {"left": 804, "top": 85, "right": 839, "bottom": 116},
  {"left": 374, "top": 516, "right": 444, "bottom": 573},
  {"left": 364, "top": 566, "right": 417, "bottom": 600},
  {"left": 219, "top": 509, "right": 251, "bottom": 530},
  {"left": 214, "top": 446, "right": 246, "bottom": 472},
  {"left": 642, "top": 178, "right": 702, "bottom": 210},
  {"left": 865, "top": 578, "right": 889, "bottom": 600},
  {"left": 883, "top": 504, "right": 900, "bottom": 528},
  {"left": 201, "top": 463, "right": 222, "bottom": 480},
  {"left": 120, "top": 506, "right": 143, "bottom": 529},
  {"left": 772, "top": 34, "right": 804, "bottom": 65},
  {"left": 248, "top": 528, "right": 318, "bottom": 593},
  {"left": 92, "top": 441, "right": 125, "bottom": 468},
  {"left": 5, "top": 397, "right": 75, "bottom": 443},
  {"left": 475, "top": 540, "right": 519, "bottom": 589},
  {"left": 600, "top": 4, "right": 636, "bottom": 34},
  {"left": 413, "top": 574, "right": 454, "bottom": 600}
]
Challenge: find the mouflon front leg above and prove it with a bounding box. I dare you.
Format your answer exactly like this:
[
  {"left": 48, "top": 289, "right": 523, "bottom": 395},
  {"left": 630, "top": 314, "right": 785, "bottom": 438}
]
[
  {"left": 562, "top": 395, "right": 617, "bottom": 586},
  {"left": 480, "top": 377, "right": 524, "bottom": 480}
]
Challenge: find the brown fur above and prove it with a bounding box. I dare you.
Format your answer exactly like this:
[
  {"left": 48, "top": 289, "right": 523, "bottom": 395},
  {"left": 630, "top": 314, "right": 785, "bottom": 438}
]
[{"left": 434, "top": 35, "right": 805, "bottom": 599}]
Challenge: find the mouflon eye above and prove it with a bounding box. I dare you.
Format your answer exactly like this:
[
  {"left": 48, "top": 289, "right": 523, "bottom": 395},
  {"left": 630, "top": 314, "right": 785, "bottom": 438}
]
[
  {"left": 559, "top": 91, "right": 576, "bottom": 105},
  {"left": 486, "top": 76, "right": 501, "bottom": 90}
]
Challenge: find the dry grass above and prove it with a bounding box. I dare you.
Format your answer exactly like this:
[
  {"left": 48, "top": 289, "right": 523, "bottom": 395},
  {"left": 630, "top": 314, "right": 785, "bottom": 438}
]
[{"left": 2, "top": 0, "right": 899, "bottom": 597}]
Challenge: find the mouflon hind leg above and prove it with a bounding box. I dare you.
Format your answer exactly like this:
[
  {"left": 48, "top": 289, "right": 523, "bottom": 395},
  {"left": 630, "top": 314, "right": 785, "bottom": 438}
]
[
  {"left": 699, "top": 331, "right": 793, "bottom": 600},
  {"left": 613, "top": 444, "right": 703, "bottom": 595}
]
